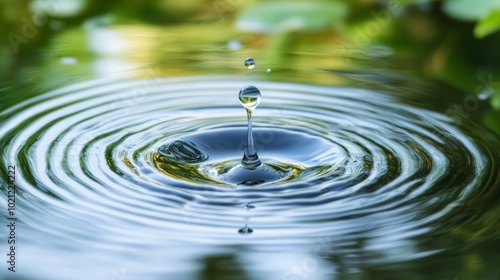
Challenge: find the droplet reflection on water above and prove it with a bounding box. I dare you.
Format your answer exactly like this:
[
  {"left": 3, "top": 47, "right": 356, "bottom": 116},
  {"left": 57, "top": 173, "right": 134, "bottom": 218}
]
[
  {"left": 244, "top": 203, "right": 255, "bottom": 210},
  {"left": 238, "top": 224, "right": 254, "bottom": 235}
]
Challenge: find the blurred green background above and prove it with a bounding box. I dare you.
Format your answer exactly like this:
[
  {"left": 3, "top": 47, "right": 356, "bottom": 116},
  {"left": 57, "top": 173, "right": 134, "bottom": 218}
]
[{"left": 1, "top": 0, "right": 499, "bottom": 132}]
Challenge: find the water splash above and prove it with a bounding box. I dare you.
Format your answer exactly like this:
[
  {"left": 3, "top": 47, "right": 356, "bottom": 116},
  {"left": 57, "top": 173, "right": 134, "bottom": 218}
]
[{"left": 239, "top": 85, "right": 262, "bottom": 168}]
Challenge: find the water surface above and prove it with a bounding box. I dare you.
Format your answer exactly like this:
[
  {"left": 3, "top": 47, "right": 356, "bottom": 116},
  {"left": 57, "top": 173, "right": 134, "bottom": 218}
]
[{"left": 1, "top": 76, "right": 499, "bottom": 279}]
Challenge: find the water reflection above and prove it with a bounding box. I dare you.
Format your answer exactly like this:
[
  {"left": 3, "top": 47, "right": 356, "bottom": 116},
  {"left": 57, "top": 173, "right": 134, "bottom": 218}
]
[{"left": 199, "top": 254, "right": 252, "bottom": 280}]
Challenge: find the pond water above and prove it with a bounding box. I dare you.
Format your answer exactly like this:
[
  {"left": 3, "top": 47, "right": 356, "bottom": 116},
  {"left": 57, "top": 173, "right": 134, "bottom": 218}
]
[
  {"left": 1, "top": 75, "right": 500, "bottom": 279},
  {"left": 1, "top": 17, "right": 500, "bottom": 280}
]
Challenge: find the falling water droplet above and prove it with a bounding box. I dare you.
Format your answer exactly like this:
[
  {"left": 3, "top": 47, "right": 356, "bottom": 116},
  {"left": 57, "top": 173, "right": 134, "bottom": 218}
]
[
  {"left": 244, "top": 58, "right": 255, "bottom": 69},
  {"left": 239, "top": 85, "right": 262, "bottom": 168},
  {"left": 267, "top": 69, "right": 272, "bottom": 73},
  {"left": 239, "top": 85, "right": 261, "bottom": 109}
]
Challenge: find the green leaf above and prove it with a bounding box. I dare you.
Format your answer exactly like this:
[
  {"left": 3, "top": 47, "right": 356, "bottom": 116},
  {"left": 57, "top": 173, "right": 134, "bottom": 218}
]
[
  {"left": 443, "top": 0, "right": 500, "bottom": 21},
  {"left": 475, "top": 10, "right": 500, "bottom": 37},
  {"left": 236, "top": 1, "right": 348, "bottom": 33}
]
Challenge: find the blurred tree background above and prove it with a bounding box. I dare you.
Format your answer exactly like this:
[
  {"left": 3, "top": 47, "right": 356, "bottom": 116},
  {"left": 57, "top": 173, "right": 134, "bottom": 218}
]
[{"left": 1, "top": 0, "right": 500, "bottom": 131}]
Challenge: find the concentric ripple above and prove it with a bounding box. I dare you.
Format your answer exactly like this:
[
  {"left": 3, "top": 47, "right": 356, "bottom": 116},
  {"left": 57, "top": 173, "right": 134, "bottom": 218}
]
[{"left": 1, "top": 76, "right": 499, "bottom": 267}]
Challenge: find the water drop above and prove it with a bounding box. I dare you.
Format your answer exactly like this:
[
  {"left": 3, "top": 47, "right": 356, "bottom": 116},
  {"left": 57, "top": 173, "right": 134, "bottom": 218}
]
[
  {"left": 244, "top": 58, "right": 255, "bottom": 69},
  {"left": 239, "top": 85, "right": 261, "bottom": 110},
  {"left": 267, "top": 69, "right": 272, "bottom": 73},
  {"left": 239, "top": 85, "right": 261, "bottom": 168}
]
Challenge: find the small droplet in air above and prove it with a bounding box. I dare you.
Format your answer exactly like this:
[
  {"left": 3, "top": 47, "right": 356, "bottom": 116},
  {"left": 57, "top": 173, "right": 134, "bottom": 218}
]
[
  {"left": 244, "top": 57, "right": 255, "bottom": 69},
  {"left": 267, "top": 69, "right": 272, "bottom": 73},
  {"left": 239, "top": 85, "right": 261, "bottom": 168},
  {"left": 239, "top": 85, "right": 261, "bottom": 110}
]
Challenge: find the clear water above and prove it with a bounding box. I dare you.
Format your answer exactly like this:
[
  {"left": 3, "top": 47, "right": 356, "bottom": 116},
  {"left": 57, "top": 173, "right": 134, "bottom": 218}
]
[
  {"left": 244, "top": 58, "right": 256, "bottom": 69},
  {"left": 1, "top": 75, "right": 499, "bottom": 279}
]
